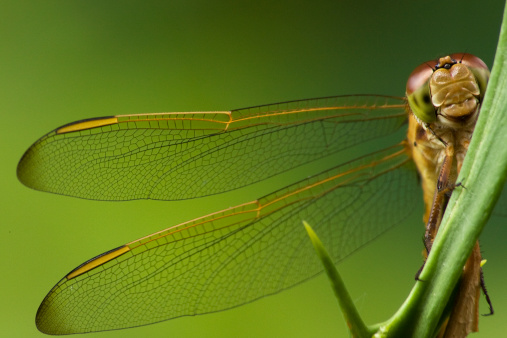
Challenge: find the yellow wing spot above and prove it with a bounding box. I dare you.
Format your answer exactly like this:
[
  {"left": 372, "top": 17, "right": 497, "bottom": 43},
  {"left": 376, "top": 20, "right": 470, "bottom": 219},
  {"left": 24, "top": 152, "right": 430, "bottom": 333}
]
[
  {"left": 480, "top": 259, "right": 487, "bottom": 267},
  {"left": 66, "top": 245, "right": 130, "bottom": 280},
  {"left": 57, "top": 117, "right": 119, "bottom": 134}
]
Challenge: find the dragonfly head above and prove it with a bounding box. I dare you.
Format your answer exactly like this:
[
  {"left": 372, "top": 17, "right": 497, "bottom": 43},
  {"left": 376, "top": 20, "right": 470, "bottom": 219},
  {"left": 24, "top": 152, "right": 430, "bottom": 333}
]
[{"left": 406, "top": 53, "right": 490, "bottom": 127}]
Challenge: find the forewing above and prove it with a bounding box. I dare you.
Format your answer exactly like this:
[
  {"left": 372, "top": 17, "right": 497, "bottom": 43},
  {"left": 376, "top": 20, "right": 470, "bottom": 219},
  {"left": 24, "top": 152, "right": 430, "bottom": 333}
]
[{"left": 17, "top": 95, "right": 406, "bottom": 200}]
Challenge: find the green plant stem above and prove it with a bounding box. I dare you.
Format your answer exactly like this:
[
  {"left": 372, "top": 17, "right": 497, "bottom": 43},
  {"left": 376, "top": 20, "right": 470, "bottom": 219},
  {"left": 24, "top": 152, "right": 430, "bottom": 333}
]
[{"left": 303, "top": 221, "right": 374, "bottom": 338}]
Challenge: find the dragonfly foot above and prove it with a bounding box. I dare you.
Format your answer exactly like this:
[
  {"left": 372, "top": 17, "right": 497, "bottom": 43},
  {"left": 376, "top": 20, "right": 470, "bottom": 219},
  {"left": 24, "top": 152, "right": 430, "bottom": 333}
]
[{"left": 480, "top": 267, "right": 494, "bottom": 316}]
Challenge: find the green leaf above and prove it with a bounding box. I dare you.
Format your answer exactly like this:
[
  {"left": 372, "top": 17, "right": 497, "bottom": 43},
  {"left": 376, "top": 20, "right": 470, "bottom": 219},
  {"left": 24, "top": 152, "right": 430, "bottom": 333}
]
[{"left": 303, "top": 221, "right": 374, "bottom": 338}]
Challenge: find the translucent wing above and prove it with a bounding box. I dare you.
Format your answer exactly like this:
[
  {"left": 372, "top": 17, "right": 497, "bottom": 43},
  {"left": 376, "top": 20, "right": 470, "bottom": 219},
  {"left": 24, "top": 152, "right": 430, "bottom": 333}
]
[
  {"left": 17, "top": 95, "right": 407, "bottom": 200},
  {"left": 35, "top": 143, "right": 420, "bottom": 334}
]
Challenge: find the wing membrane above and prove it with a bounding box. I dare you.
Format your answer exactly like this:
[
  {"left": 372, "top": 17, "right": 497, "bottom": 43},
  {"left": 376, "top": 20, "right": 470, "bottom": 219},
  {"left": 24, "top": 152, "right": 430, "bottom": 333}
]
[
  {"left": 17, "top": 95, "right": 406, "bottom": 200},
  {"left": 35, "top": 143, "right": 420, "bottom": 334}
]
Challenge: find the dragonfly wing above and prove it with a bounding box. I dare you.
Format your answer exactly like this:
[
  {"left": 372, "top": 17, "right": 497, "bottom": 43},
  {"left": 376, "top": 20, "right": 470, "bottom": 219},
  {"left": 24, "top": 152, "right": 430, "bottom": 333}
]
[
  {"left": 35, "top": 143, "right": 420, "bottom": 334},
  {"left": 18, "top": 95, "right": 406, "bottom": 200}
]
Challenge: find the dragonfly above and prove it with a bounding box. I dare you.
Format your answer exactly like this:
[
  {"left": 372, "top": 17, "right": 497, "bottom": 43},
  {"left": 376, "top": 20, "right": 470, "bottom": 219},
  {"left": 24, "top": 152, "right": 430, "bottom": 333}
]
[
  {"left": 406, "top": 53, "right": 491, "bottom": 335},
  {"left": 17, "top": 53, "right": 492, "bottom": 335}
]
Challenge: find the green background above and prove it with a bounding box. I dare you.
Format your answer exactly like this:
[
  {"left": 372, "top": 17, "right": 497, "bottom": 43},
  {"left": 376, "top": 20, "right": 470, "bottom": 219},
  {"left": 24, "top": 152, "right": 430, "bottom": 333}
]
[{"left": 2, "top": 1, "right": 506, "bottom": 337}]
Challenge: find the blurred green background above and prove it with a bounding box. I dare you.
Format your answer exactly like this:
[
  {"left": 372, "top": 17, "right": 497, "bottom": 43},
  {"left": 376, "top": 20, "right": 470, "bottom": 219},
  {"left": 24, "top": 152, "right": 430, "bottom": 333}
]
[{"left": 2, "top": 1, "right": 506, "bottom": 337}]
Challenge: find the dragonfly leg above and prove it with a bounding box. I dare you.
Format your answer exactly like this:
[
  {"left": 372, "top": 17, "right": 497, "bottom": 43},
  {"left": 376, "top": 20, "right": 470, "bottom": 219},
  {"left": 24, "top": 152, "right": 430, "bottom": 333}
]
[
  {"left": 427, "top": 124, "right": 449, "bottom": 147},
  {"left": 418, "top": 147, "right": 455, "bottom": 281},
  {"left": 480, "top": 267, "right": 494, "bottom": 316},
  {"left": 423, "top": 151, "right": 454, "bottom": 255}
]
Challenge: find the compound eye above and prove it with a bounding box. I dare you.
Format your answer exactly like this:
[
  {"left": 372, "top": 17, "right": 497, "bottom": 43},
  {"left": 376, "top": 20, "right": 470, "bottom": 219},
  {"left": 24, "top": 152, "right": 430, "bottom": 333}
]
[
  {"left": 450, "top": 53, "right": 488, "bottom": 71},
  {"left": 406, "top": 60, "right": 436, "bottom": 123},
  {"left": 406, "top": 61, "right": 434, "bottom": 95}
]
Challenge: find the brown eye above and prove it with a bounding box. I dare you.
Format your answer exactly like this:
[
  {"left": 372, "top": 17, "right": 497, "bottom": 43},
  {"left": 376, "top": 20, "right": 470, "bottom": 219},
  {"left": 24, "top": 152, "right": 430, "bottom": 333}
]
[
  {"left": 406, "top": 61, "right": 434, "bottom": 95},
  {"left": 450, "top": 53, "right": 489, "bottom": 71},
  {"left": 406, "top": 57, "right": 440, "bottom": 123}
]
